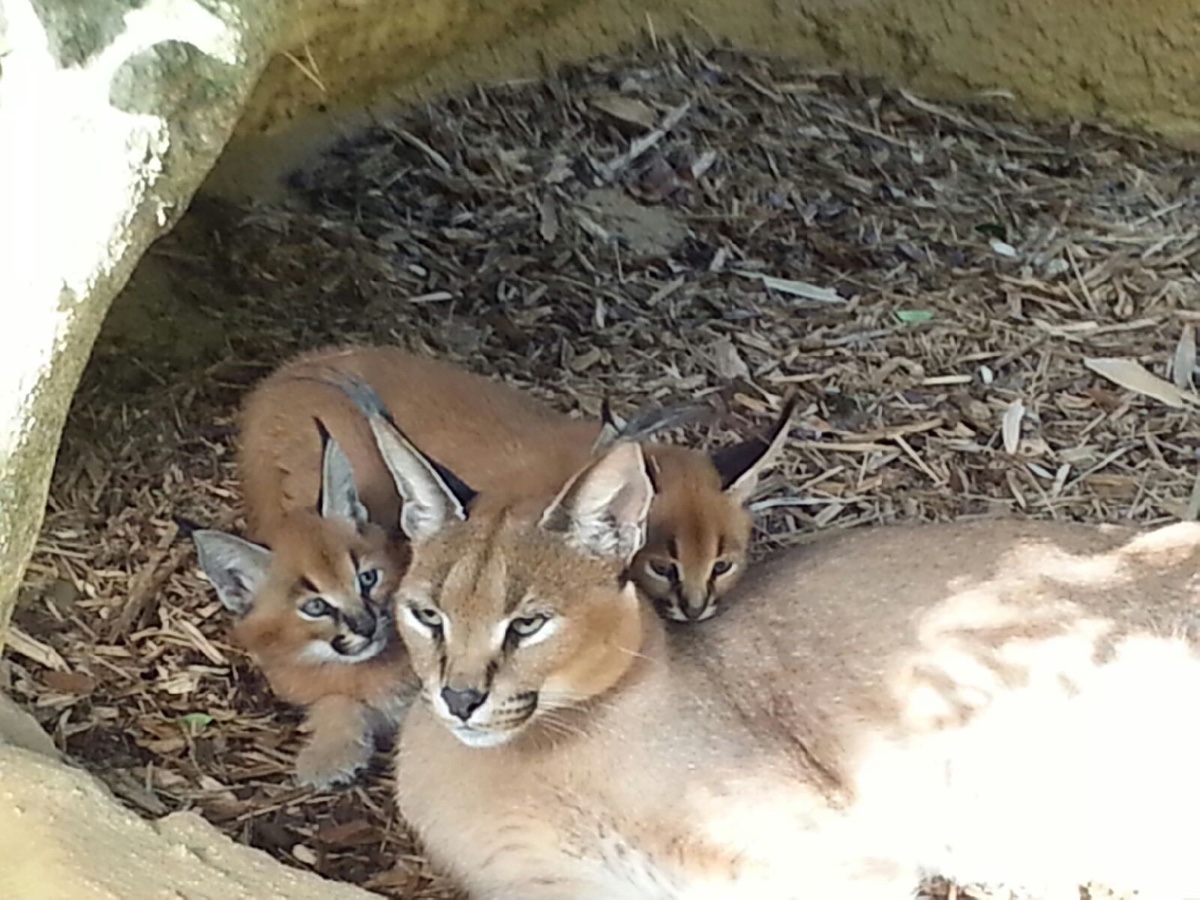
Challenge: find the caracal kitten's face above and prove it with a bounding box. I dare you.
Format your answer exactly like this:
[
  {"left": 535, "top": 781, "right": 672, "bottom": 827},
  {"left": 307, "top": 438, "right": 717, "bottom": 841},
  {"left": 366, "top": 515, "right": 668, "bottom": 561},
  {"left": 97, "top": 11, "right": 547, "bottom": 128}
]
[
  {"left": 396, "top": 515, "right": 642, "bottom": 747},
  {"left": 632, "top": 451, "right": 753, "bottom": 623},
  {"left": 233, "top": 513, "right": 405, "bottom": 664},
  {"left": 193, "top": 431, "right": 409, "bottom": 666},
  {"left": 624, "top": 396, "right": 797, "bottom": 624}
]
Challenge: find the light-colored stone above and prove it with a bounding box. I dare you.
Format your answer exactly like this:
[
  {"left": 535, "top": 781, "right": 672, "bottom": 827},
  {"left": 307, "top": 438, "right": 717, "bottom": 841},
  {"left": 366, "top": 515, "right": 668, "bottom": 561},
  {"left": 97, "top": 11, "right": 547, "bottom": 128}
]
[
  {"left": 0, "top": 0, "right": 284, "bottom": 647},
  {"left": 0, "top": 691, "right": 59, "bottom": 759},
  {"left": 0, "top": 696, "right": 378, "bottom": 899}
]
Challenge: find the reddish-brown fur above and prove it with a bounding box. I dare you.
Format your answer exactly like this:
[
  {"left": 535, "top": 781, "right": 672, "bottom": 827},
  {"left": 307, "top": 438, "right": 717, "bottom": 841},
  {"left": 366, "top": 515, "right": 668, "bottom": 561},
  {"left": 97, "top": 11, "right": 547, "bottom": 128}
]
[
  {"left": 239, "top": 344, "right": 787, "bottom": 624},
  {"left": 200, "top": 344, "right": 787, "bottom": 786}
]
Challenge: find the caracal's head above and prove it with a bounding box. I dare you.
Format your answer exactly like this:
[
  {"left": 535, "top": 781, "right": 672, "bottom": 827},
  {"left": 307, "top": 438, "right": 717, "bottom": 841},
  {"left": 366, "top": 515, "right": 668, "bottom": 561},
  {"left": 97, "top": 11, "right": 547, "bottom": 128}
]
[
  {"left": 354, "top": 384, "right": 654, "bottom": 749},
  {"left": 192, "top": 426, "right": 407, "bottom": 666},
  {"left": 615, "top": 396, "right": 798, "bottom": 624}
]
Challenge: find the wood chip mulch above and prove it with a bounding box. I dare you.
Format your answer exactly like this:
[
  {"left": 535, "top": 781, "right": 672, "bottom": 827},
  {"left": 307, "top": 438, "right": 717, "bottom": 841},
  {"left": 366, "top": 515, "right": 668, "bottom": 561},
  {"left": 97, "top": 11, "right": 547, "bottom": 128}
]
[{"left": 5, "top": 38, "right": 1199, "bottom": 900}]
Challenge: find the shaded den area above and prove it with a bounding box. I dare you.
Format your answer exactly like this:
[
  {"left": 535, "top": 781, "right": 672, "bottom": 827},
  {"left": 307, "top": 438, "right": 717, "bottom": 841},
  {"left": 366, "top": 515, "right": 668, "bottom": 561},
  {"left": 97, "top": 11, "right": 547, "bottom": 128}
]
[{"left": 6, "top": 41, "right": 1199, "bottom": 899}]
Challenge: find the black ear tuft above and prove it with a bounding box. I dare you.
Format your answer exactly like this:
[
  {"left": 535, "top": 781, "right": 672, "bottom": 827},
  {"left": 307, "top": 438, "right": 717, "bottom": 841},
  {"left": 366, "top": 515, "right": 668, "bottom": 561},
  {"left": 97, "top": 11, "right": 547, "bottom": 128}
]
[
  {"left": 710, "top": 440, "right": 769, "bottom": 491},
  {"left": 305, "top": 369, "right": 480, "bottom": 520},
  {"left": 172, "top": 514, "right": 204, "bottom": 540},
  {"left": 429, "top": 458, "right": 477, "bottom": 515},
  {"left": 709, "top": 392, "right": 800, "bottom": 492},
  {"left": 600, "top": 396, "right": 619, "bottom": 431}
]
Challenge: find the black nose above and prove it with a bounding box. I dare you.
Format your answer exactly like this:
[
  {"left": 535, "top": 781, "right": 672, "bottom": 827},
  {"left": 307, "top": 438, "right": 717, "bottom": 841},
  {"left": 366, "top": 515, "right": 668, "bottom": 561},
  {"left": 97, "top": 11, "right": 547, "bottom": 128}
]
[
  {"left": 348, "top": 607, "right": 377, "bottom": 637},
  {"left": 678, "top": 592, "right": 711, "bottom": 622},
  {"left": 441, "top": 686, "right": 487, "bottom": 721}
]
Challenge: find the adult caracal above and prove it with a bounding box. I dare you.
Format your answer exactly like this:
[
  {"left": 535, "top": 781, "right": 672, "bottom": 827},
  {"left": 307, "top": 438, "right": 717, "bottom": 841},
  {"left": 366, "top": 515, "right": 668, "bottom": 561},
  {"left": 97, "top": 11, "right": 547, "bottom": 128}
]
[
  {"left": 352, "top": 388, "right": 1200, "bottom": 900},
  {"left": 191, "top": 345, "right": 790, "bottom": 786}
]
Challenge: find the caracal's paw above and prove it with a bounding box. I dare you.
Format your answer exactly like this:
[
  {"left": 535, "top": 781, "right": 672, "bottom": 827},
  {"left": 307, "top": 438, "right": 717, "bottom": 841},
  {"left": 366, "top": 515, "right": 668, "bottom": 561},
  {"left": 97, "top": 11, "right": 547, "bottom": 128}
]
[{"left": 294, "top": 732, "right": 373, "bottom": 789}]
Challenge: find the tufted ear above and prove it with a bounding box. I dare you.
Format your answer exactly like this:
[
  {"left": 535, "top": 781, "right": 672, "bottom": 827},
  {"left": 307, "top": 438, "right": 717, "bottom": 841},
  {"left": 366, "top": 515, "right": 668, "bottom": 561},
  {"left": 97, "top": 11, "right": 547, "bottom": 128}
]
[
  {"left": 191, "top": 529, "right": 272, "bottom": 616},
  {"left": 541, "top": 441, "right": 655, "bottom": 563},
  {"left": 314, "top": 419, "right": 369, "bottom": 527},
  {"left": 590, "top": 398, "right": 712, "bottom": 454},
  {"left": 320, "top": 372, "right": 477, "bottom": 544},
  {"left": 710, "top": 393, "right": 800, "bottom": 504},
  {"left": 591, "top": 397, "right": 624, "bottom": 454}
]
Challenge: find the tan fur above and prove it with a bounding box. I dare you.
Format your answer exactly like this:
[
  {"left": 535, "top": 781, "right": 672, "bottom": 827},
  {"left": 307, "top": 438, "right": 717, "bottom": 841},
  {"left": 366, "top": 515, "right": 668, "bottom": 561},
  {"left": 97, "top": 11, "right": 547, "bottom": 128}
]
[
  {"left": 636, "top": 444, "right": 753, "bottom": 617},
  {"left": 218, "top": 345, "right": 784, "bottom": 785},
  {"left": 240, "top": 343, "right": 783, "bottom": 622},
  {"left": 237, "top": 345, "right": 601, "bottom": 539},
  {"left": 224, "top": 512, "right": 411, "bottom": 786},
  {"left": 382, "top": 430, "right": 1200, "bottom": 899},
  {"left": 214, "top": 345, "right": 608, "bottom": 786}
]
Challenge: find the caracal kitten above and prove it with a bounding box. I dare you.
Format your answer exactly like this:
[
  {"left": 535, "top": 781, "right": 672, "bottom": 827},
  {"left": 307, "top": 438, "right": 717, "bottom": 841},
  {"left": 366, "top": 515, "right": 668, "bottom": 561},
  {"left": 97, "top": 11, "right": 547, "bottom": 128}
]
[
  {"left": 192, "top": 345, "right": 790, "bottom": 786},
  {"left": 243, "top": 344, "right": 794, "bottom": 622},
  {"left": 191, "top": 430, "right": 411, "bottom": 788},
  {"left": 352, "top": 385, "right": 1200, "bottom": 900}
]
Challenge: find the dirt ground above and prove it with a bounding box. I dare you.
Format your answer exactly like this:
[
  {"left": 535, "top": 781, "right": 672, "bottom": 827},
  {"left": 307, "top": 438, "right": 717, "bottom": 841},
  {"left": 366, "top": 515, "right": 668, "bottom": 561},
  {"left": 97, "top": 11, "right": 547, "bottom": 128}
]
[{"left": 5, "top": 40, "right": 1199, "bottom": 900}]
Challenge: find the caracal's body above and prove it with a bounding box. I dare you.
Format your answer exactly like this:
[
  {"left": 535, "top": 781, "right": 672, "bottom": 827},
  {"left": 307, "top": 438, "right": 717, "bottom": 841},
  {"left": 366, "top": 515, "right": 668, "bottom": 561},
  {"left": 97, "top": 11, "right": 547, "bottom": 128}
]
[
  {"left": 395, "top": 511, "right": 1200, "bottom": 899},
  {"left": 241, "top": 344, "right": 794, "bottom": 623}
]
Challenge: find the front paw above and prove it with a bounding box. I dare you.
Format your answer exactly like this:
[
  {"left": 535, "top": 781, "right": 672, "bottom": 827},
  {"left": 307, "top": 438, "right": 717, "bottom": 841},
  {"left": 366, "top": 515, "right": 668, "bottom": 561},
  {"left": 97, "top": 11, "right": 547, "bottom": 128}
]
[{"left": 294, "top": 734, "right": 372, "bottom": 789}]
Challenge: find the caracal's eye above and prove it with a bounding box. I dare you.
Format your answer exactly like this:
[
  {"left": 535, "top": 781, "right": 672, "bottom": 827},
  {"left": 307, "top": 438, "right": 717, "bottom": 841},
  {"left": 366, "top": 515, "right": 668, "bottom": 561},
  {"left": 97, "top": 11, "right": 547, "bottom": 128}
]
[
  {"left": 711, "top": 559, "right": 736, "bottom": 577},
  {"left": 411, "top": 606, "right": 444, "bottom": 630},
  {"left": 649, "top": 560, "right": 677, "bottom": 579},
  {"left": 508, "top": 614, "right": 550, "bottom": 640},
  {"left": 299, "top": 597, "right": 334, "bottom": 619},
  {"left": 357, "top": 568, "right": 380, "bottom": 593}
]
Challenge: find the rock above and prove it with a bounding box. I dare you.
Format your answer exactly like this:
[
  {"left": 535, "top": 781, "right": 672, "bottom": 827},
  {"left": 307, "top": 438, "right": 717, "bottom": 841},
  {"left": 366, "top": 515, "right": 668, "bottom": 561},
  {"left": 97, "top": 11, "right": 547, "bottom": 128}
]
[
  {"left": 0, "top": 0, "right": 283, "bottom": 644},
  {"left": 0, "top": 690, "right": 377, "bottom": 898}
]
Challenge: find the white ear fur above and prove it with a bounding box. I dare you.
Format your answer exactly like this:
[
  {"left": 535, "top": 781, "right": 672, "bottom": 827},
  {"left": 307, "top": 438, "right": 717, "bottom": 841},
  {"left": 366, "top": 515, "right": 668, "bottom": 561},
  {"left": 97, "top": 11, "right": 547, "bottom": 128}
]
[
  {"left": 191, "top": 530, "right": 272, "bottom": 615},
  {"left": 540, "top": 441, "right": 655, "bottom": 563},
  {"left": 365, "top": 415, "right": 467, "bottom": 544},
  {"left": 319, "top": 434, "right": 369, "bottom": 526}
]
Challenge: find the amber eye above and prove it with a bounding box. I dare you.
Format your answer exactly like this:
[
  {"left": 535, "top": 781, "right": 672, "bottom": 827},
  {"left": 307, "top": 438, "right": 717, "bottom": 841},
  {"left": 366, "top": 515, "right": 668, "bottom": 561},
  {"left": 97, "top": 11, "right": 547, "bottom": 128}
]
[
  {"left": 411, "top": 606, "right": 444, "bottom": 630},
  {"left": 300, "top": 597, "right": 334, "bottom": 619},
  {"left": 650, "top": 560, "right": 678, "bottom": 579},
  {"left": 711, "top": 559, "right": 735, "bottom": 577},
  {"left": 508, "top": 614, "right": 549, "bottom": 640}
]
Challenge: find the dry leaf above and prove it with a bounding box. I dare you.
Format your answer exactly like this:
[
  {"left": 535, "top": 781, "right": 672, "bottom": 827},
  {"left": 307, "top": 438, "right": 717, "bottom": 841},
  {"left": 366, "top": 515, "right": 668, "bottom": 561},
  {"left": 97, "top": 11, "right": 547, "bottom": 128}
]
[
  {"left": 41, "top": 670, "right": 97, "bottom": 694},
  {"left": 733, "top": 270, "right": 844, "bottom": 303},
  {"left": 712, "top": 338, "right": 750, "bottom": 381},
  {"left": 590, "top": 94, "right": 657, "bottom": 130},
  {"left": 1173, "top": 325, "right": 1196, "bottom": 390},
  {"left": 1001, "top": 399, "right": 1025, "bottom": 454},
  {"left": 538, "top": 194, "right": 559, "bottom": 243},
  {"left": 1083, "top": 357, "right": 1200, "bottom": 409}
]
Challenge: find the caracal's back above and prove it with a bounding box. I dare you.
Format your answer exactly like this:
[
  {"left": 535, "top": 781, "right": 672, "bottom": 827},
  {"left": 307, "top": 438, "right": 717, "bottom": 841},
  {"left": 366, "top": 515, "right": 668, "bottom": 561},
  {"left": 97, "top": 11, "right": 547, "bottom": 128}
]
[{"left": 394, "top": 489, "right": 1200, "bottom": 898}]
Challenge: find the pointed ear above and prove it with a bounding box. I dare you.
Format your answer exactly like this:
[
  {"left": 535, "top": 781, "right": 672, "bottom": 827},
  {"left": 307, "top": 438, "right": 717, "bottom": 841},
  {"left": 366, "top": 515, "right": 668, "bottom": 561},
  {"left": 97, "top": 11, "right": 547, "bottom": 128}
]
[
  {"left": 320, "top": 373, "right": 477, "bottom": 543},
  {"left": 191, "top": 530, "right": 272, "bottom": 615},
  {"left": 710, "top": 393, "right": 799, "bottom": 504},
  {"left": 591, "top": 397, "right": 625, "bottom": 454},
  {"left": 314, "top": 419, "right": 368, "bottom": 527},
  {"left": 540, "top": 441, "right": 655, "bottom": 563},
  {"left": 591, "top": 398, "right": 711, "bottom": 454}
]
